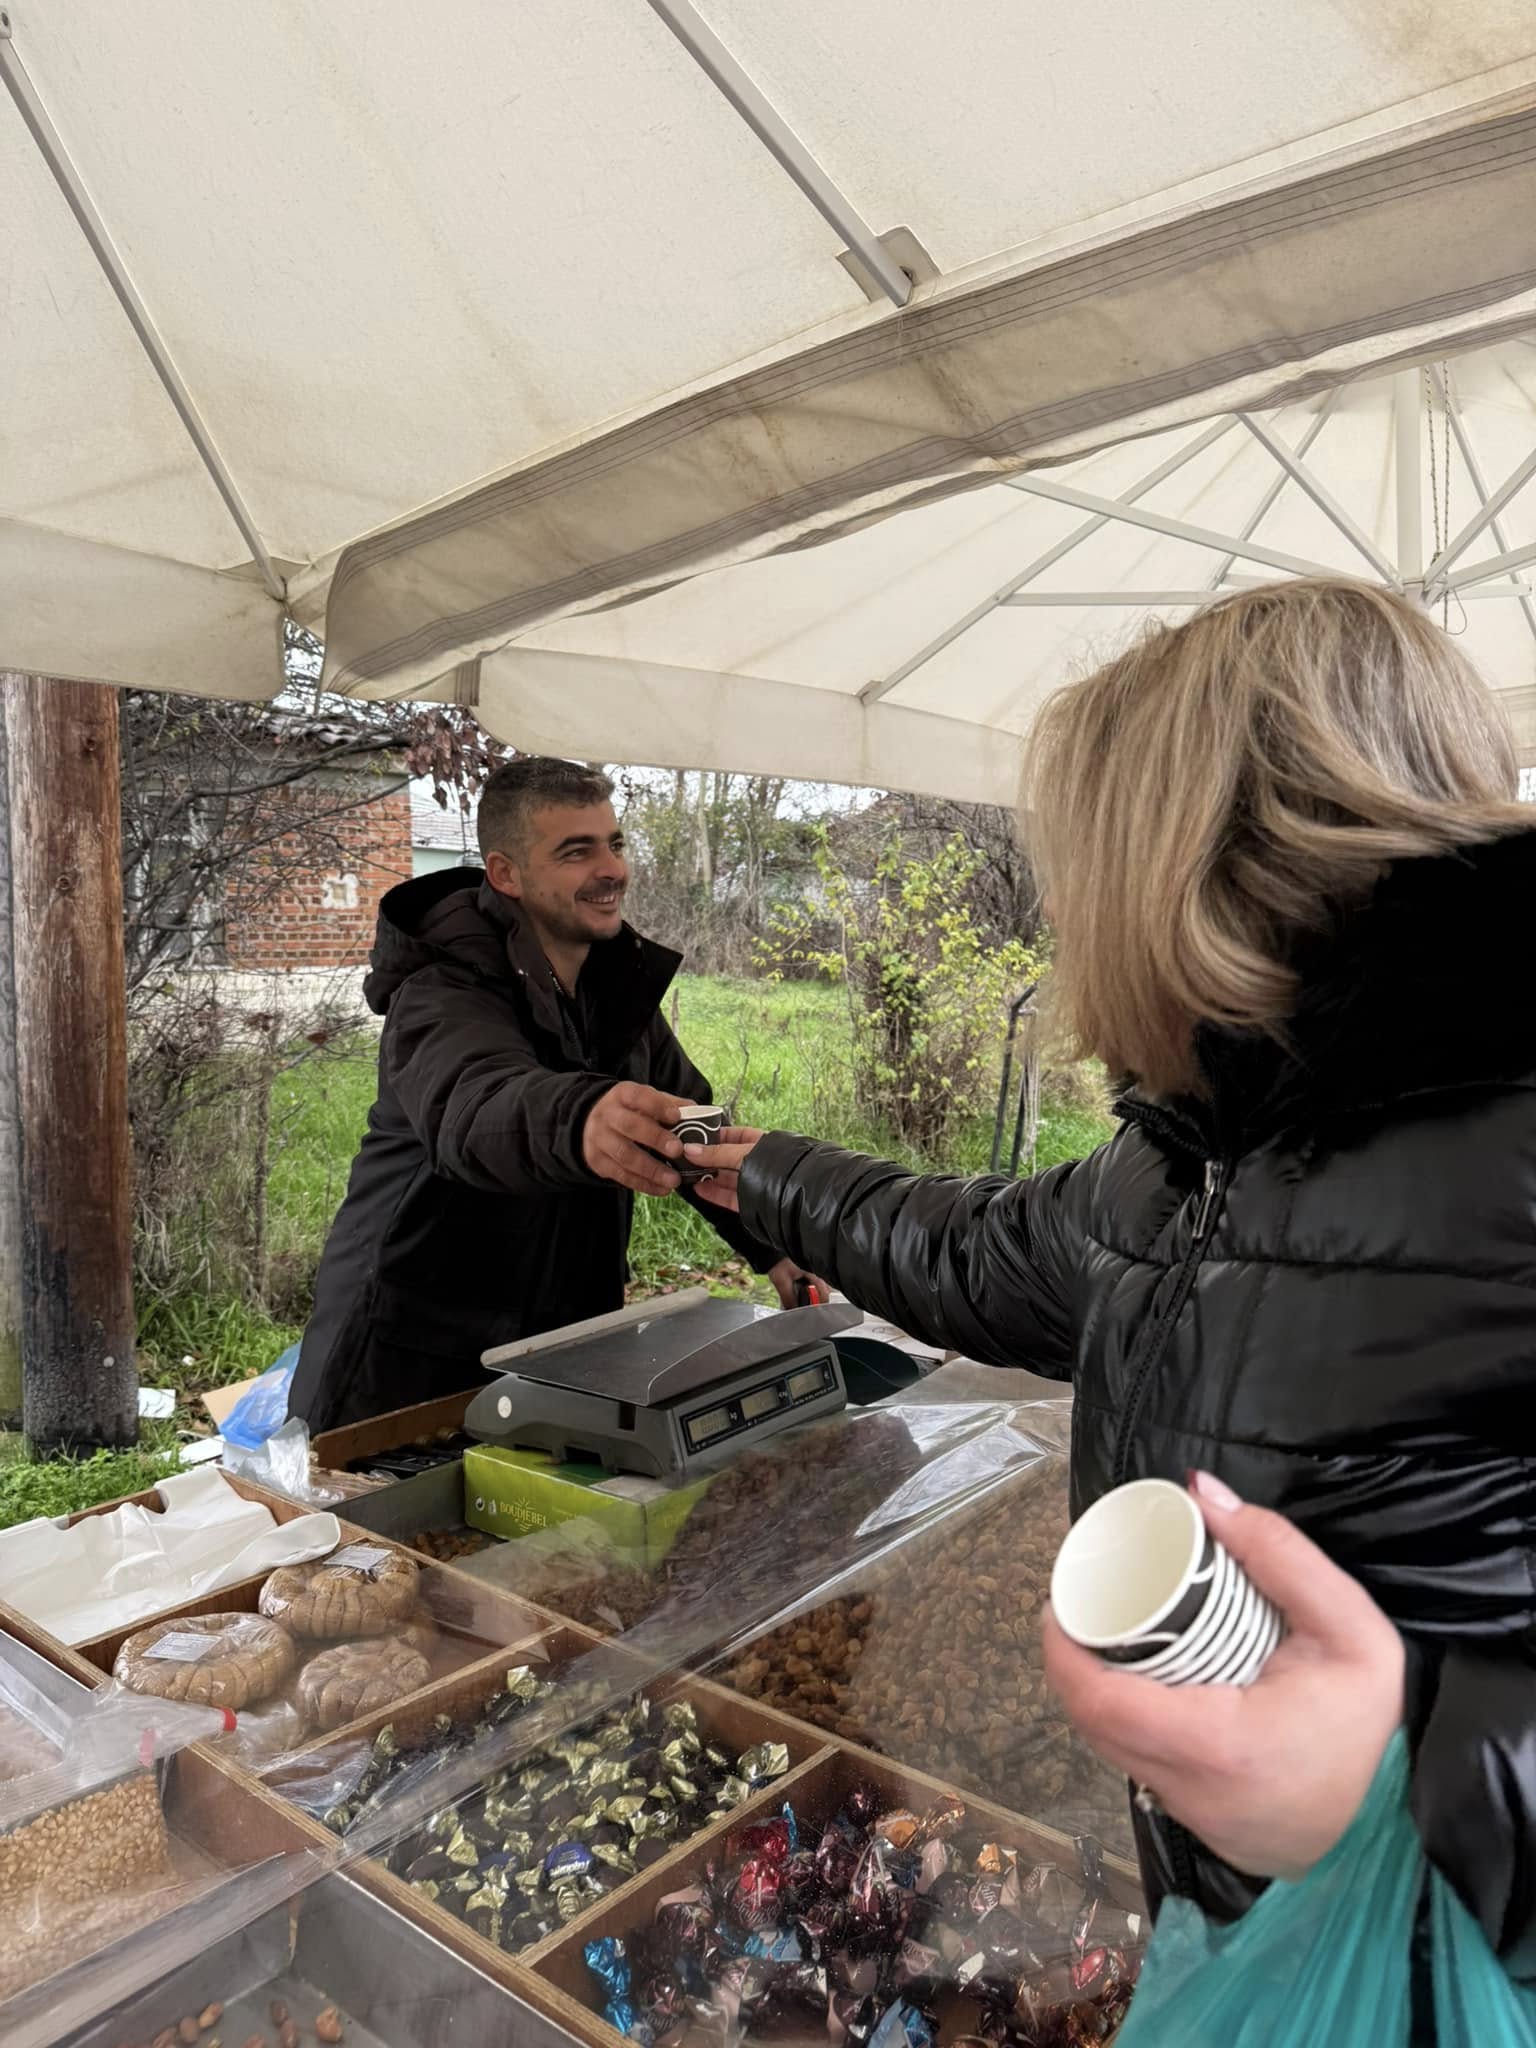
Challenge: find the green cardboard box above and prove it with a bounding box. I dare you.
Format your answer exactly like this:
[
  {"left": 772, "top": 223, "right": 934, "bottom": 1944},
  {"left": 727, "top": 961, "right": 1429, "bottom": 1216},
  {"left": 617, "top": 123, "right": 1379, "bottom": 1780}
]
[{"left": 462, "top": 1444, "right": 712, "bottom": 1566}]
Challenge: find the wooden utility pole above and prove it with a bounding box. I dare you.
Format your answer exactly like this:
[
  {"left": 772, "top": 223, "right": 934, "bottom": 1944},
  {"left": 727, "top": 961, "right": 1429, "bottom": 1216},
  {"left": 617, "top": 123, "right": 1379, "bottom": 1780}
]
[
  {"left": 0, "top": 699, "right": 22, "bottom": 1425},
  {"left": 0, "top": 674, "right": 136, "bottom": 1452}
]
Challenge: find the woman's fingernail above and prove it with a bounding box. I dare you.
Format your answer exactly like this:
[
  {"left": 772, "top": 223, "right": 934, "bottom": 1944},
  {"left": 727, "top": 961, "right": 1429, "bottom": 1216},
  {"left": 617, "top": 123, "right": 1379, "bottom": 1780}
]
[{"left": 1189, "top": 1469, "right": 1242, "bottom": 1512}]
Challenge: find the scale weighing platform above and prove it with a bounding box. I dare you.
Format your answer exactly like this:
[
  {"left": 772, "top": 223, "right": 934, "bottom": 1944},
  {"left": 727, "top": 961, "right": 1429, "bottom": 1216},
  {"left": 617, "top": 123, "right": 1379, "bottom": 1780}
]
[{"left": 465, "top": 1292, "right": 863, "bottom": 1482}]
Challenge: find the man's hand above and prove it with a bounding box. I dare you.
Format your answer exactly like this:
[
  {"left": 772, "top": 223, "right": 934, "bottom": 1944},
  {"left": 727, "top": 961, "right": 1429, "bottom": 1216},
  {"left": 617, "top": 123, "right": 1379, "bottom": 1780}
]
[
  {"left": 767, "top": 1258, "right": 832, "bottom": 1310},
  {"left": 684, "top": 1127, "right": 765, "bottom": 1213},
  {"left": 1043, "top": 1473, "right": 1404, "bottom": 1880},
  {"left": 582, "top": 1083, "right": 697, "bottom": 1196}
]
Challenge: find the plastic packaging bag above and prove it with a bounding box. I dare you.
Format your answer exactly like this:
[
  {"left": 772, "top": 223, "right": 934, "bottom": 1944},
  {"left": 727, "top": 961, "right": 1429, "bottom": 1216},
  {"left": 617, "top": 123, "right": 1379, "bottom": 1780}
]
[
  {"left": 219, "top": 1344, "right": 301, "bottom": 1449},
  {"left": 223, "top": 1414, "right": 342, "bottom": 1507},
  {"left": 1117, "top": 1734, "right": 1536, "bottom": 2047}
]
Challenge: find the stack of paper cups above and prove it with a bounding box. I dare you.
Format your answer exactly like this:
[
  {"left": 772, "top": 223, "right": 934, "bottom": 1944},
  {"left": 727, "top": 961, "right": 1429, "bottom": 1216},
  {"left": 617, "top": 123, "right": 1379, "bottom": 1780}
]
[{"left": 1050, "top": 1479, "right": 1283, "bottom": 1685}]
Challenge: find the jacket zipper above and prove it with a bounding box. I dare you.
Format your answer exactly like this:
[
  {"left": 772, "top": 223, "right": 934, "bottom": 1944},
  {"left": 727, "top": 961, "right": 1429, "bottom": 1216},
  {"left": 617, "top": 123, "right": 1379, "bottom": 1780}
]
[
  {"left": 1111, "top": 1156, "right": 1227, "bottom": 1487},
  {"left": 1112, "top": 1152, "right": 1229, "bottom": 1901}
]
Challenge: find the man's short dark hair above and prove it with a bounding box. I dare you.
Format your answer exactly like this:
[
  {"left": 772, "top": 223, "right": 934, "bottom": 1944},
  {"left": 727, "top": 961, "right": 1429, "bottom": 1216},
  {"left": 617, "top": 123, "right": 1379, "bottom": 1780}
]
[{"left": 477, "top": 757, "right": 614, "bottom": 863}]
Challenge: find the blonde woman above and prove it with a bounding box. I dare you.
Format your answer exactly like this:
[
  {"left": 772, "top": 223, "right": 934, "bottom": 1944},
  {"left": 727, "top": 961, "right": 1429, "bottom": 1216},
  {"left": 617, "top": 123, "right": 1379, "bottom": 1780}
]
[{"left": 690, "top": 579, "right": 1536, "bottom": 1984}]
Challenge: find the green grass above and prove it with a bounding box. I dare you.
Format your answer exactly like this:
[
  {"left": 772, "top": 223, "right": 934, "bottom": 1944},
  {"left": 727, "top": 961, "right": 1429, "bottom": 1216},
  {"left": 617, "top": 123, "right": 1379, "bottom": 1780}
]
[
  {"left": 135, "top": 971, "right": 1112, "bottom": 1371},
  {"left": 9, "top": 973, "right": 1112, "bottom": 1524},
  {"left": 0, "top": 1423, "right": 182, "bottom": 1530}
]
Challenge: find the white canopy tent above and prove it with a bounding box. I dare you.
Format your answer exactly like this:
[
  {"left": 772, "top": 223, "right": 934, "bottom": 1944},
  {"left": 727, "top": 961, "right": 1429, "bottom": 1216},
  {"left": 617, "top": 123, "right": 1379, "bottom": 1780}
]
[{"left": 5, "top": 2, "right": 1536, "bottom": 800}]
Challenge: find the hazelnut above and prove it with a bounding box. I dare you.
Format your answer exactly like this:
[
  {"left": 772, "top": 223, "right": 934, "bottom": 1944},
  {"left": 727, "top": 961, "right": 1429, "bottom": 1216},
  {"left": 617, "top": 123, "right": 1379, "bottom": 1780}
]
[
  {"left": 314, "top": 2010, "right": 344, "bottom": 2043},
  {"left": 180, "top": 2023, "right": 202, "bottom": 2047},
  {"left": 279, "top": 2022, "right": 300, "bottom": 2048},
  {"left": 200, "top": 2008, "right": 224, "bottom": 2032},
  {"left": 270, "top": 2008, "right": 289, "bottom": 2029}
]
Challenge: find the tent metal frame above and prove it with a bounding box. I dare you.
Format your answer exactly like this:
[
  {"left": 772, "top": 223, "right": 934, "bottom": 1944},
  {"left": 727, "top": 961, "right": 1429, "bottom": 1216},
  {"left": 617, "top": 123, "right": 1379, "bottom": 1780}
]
[
  {"left": 869, "top": 374, "right": 1536, "bottom": 699},
  {"left": 0, "top": 12, "right": 285, "bottom": 602},
  {"left": 644, "top": 0, "right": 913, "bottom": 308}
]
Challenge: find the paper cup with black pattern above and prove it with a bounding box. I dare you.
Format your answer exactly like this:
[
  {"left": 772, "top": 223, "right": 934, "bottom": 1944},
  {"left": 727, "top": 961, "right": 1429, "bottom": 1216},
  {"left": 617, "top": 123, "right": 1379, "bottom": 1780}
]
[
  {"left": 672, "top": 1104, "right": 728, "bottom": 1184},
  {"left": 1050, "top": 1478, "right": 1283, "bottom": 1687}
]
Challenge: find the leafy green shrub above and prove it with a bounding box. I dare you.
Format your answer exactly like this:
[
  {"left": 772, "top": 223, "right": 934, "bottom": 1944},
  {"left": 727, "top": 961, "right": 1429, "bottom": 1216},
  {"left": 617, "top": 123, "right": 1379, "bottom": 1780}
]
[{"left": 764, "top": 830, "right": 1041, "bottom": 1154}]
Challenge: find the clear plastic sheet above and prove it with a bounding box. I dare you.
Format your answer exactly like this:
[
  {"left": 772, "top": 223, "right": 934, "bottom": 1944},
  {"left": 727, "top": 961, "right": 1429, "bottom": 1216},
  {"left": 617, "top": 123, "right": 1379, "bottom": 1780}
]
[
  {"left": 223, "top": 1416, "right": 343, "bottom": 1508},
  {"left": 0, "top": 1630, "right": 232, "bottom": 1825},
  {"left": 14, "top": 1396, "right": 1145, "bottom": 2048}
]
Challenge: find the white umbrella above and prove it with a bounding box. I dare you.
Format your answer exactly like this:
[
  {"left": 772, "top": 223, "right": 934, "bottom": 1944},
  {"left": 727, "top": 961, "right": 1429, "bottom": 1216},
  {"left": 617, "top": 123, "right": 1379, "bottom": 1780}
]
[
  {"left": 438, "top": 346, "right": 1536, "bottom": 802},
  {"left": 4, "top": 2, "right": 1536, "bottom": 796}
]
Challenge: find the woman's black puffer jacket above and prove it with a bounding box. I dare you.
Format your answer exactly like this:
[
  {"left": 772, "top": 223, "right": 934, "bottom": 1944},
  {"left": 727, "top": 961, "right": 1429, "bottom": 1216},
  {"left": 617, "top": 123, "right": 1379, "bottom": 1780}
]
[{"left": 737, "top": 830, "right": 1536, "bottom": 1977}]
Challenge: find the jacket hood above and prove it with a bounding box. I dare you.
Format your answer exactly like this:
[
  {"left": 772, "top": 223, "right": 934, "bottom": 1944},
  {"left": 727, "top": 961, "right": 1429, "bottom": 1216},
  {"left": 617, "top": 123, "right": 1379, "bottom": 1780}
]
[
  {"left": 362, "top": 868, "right": 502, "bottom": 1013},
  {"left": 360, "top": 866, "right": 684, "bottom": 1056},
  {"left": 1126, "top": 824, "right": 1536, "bottom": 1152}
]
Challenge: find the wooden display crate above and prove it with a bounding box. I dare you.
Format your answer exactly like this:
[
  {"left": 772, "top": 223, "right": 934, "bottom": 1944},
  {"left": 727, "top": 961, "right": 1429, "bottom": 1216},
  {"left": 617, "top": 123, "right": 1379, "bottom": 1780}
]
[
  {"left": 58, "top": 1870, "right": 581, "bottom": 2048},
  {"left": 0, "top": 1743, "right": 335, "bottom": 2028},
  {"left": 311, "top": 1388, "right": 476, "bottom": 1476},
  {"left": 3, "top": 1466, "right": 566, "bottom": 1681},
  {"left": 300, "top": 1634, "right": 823, "bottom": 2017},
  {"left": 531, "top": 1737, "right": 1143, "bottom": 2048}
]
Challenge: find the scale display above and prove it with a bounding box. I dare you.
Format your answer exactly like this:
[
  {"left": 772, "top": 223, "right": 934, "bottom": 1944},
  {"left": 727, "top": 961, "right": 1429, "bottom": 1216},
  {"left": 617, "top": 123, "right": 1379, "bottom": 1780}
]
[
  {"left": 467, "top": 1298, "right": 859, "bottom": 1481},
  {"left": 680, "top": 1357, "right": 835, "bottom": 1452}
]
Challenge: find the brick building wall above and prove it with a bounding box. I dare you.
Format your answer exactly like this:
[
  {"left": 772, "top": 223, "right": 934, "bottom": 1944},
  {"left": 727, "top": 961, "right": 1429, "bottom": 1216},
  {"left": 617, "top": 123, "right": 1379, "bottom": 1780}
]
[{"left": 223, "top": 771, "right": 414, "bottom": 971}]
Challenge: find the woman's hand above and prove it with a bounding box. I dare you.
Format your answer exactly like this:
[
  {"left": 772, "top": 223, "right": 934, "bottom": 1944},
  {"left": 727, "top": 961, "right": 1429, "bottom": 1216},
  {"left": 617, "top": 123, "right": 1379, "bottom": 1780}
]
[
  {"left": 684, "top": 1127, "right": 764, "bottom": 1213},
  {"left": 1043, "top": 1473, "right": 1404, "bottom": 1880}
]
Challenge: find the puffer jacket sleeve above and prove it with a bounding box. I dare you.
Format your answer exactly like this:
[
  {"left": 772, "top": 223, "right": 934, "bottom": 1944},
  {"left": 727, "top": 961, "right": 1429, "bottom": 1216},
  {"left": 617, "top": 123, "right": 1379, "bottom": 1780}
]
[
  {"left": 736, "top": 1132, "right": 1095, "bottom": 1373},
  {"left": 1407, "top": 1639, "right": 1536, "bottom": 1981},
  {"left": 383, "top": 972, "right": 612, "bottom": 1192}
]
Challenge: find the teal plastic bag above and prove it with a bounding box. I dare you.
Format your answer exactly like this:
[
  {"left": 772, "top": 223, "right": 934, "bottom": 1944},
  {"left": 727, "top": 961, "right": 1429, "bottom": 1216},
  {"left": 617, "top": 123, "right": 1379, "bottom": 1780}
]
[{"left": 1116, "top": 1734, "right": 1536, "bottom": 2047}]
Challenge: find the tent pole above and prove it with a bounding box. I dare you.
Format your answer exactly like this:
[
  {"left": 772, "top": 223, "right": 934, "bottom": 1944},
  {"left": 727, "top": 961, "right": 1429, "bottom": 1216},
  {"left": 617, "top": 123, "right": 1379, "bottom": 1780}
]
[
  {"left": 1444, "top": 536, "right": 1536, "bottom": 593},
  {"left": 1431, "top": 366, "right": 1536, "bottom": 646},
  {"left": 1394, "top": 371, "right": 1424, "bottom": 600},
  {"left": 0, "top": 673, "right": 137, "bottom": 1453},
  {"left": 0, "top": 696, "right": 21, "bottom": 1424},
  {"left": 1005, "top": 475, "right": 1338, "bottom": 580},
  {"left": 862, "top": 418, "right": 1239, "bottom": 704},
  {"left": 1422, "top": 443, "right": 1536, "bottom": 594},
  {"left": 1239, "top": 412, "right": 1399, "bottom": 584}
]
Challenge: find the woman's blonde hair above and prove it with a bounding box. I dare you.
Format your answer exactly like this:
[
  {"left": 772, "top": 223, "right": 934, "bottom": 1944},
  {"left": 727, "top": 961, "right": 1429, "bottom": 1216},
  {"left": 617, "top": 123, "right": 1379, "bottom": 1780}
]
[{"left": 1024, "top": 577, "right": 1526, "bottom": 1097}]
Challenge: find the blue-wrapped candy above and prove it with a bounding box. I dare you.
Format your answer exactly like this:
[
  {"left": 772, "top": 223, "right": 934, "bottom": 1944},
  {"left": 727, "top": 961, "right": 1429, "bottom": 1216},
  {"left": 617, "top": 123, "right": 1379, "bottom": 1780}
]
[
  {"left": 585, "top": 1937, "right": 650, "bottom": 2042},
  {"left": 547, "top": 1840, "right": 596, "bottom": 1884},
  {"left": 868, "top": 1999, "right": 938, "bottom": 2048}
]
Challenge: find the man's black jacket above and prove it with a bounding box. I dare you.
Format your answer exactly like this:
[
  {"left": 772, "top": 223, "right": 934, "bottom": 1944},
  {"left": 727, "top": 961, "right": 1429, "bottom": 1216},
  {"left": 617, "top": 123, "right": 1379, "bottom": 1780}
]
[{"left": 289, "top": 868, "right": 774, "bottom": 1432}]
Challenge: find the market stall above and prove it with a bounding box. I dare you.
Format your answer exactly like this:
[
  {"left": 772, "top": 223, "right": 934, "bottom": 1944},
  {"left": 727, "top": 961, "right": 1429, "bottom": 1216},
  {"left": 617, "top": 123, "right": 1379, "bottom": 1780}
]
[{"left": 0, "top": 1340, "right": 1142, "bottom": 2048}]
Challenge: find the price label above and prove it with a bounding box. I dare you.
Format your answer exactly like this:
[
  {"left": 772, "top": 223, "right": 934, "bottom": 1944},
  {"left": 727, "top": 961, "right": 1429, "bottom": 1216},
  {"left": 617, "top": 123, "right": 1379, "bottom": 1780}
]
[
  {"left": 332, "top": 1543, "right": 394, "bottom": 1579},
  {"left": 143, "top": 1631, "right": 217, "bottom": 1663}
]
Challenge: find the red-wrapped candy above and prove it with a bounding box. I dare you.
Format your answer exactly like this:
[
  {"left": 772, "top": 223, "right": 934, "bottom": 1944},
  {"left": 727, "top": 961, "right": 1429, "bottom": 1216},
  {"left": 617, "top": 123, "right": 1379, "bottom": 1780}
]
[
  {"left": 731, "top": 1856, "right": 783, "bottom": 1930},
  {"left": 725, "top": 1817, "right": 793, "bottom": 1866}
]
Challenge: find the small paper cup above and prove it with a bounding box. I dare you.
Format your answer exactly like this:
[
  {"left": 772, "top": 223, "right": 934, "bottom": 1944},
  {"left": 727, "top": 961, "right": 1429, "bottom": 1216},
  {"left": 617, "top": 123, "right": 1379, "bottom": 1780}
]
[
  {"left": 1051, "top": 1478, "right": 1284, "bottom": 1687},
  {"left": 673, "top": 1104, "right": 728, "bottom": 1147},
  {"left": 672, "top": 1105, "right": 729, "bottom": 1183},
  {"left": 1131, "top": 1553, "right": 1247, "bottom": 1679},
  {"left": 1050, "top": 1480, "right": 1216, "bottom": 1658}
]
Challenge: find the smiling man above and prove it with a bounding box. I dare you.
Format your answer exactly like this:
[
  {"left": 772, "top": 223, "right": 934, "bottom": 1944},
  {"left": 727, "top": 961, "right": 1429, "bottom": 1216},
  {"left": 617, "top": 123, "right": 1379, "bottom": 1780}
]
[{"left": 288, "top": 757, "right": 805, "bottom": 1433}]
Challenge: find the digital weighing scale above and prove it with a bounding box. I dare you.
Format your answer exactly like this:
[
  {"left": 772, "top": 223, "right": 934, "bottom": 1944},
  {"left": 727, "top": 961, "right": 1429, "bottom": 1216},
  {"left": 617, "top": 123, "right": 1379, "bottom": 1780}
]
[{"left": 465, "top": 1291, "right": 862, "bottom": 1482}]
